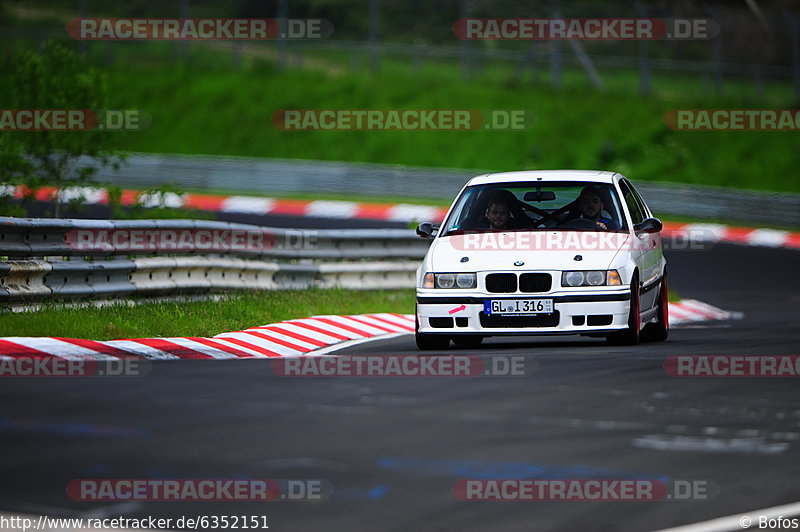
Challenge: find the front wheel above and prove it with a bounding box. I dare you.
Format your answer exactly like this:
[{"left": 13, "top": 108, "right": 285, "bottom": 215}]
[
  {"left": 606, "top": 275, "right": 641, "bottom": 346},
  {"left": 642, "top": 272, "right": 669, "bottom": 342}
]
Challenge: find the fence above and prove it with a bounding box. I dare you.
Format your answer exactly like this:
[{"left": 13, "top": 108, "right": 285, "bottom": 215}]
[{"left": 3, "top": 0, "right": 799, "bottom": 98}]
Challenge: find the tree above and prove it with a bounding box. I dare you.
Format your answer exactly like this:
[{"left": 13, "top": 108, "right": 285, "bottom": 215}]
[{"left": 0, "top": 41, "right": 126, "bottom": 217}]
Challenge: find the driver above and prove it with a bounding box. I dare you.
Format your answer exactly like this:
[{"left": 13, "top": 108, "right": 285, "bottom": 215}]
[{"left": 576, "top": 187, "right": 619, "bottom": 230}]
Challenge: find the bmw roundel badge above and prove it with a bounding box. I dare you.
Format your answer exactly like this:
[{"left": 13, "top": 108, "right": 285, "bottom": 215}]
[{"left": 514, "top": 261, "right": 524, "bottom": 267}]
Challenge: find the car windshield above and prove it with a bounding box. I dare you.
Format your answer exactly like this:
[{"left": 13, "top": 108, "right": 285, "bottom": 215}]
[{"left": 441, "top": 181, "right": 628, "bottom": 235}]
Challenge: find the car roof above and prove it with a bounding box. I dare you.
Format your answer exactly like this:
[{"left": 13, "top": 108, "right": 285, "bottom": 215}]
[{"left": 466, "top": 170, "right": 619, "bottom": 186}]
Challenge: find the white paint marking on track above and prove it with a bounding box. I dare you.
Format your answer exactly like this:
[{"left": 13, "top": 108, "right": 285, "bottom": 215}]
[
  {"left": 633, "top": 434, "right": 788, "bottom": 455},
  {"left": 163, "top": 337, "right": 240, "bottom": 360},
  {"left": 668, "top": 308, "right": 693, "bottom": 324},
  {"left": 289, "top": 318, "right": 366, "bottom": 339},
  {"left": 310, "top": 332, "right": 409, "bottom": 356},
  {"left": 253, "top": 323, "right": 344, "bottom": 344},
  {"left": 139, "top": 191, "right": 184, "bottom": 209},
  {"left": 387, "top": 204, "right": 442, "bottom": 222},
  {"left": 371, "top": 313, "right": 416, "bottom": 329},
  {"left": 319, "top": 315, "right": 388, "bottom": 336},
  {"left": 652, "top": 499, "right": 800, "bottom": 532},
  {"left": 102, "top": 340, "right": 181, "bottom": 360},
  {"left": 677, "top": 299, "right": 733, "bottom": 320},
  {"left": 353, "top": 314, "right": 414, "bottom": 332},
  {"left": 305, "top": 200, "right": 359, "bottom": 219},
  {"left": 5, "top": 338, "right": 116, "bottom": 360},
  {"left": 206, "top": 338, "right": 274, "bottom": 358},
  {"left": 682, "top": 223, "right": 728, "bottom": 242},
  {"left": 237, "top": 328, "right": 319, "bottom": 350},
  {"left": 746, "top": 228, "right": 789, "bottom": 247},
  {"left": 211, "top": 333, "right": 300, "bottom": 356},
  {"left": 220, "top": 196, "right": 275, "bottom": 214},
  {"left": 60, "top": 186, "right": 107, "bottom": 204},
  {"left": 669, "top": 305, "right": 709, "bottom": 324}
]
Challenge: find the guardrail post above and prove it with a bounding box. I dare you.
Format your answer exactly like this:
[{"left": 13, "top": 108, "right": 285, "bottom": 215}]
[{"left": 0, "top": 261, "right": 53, "bottom": 300}]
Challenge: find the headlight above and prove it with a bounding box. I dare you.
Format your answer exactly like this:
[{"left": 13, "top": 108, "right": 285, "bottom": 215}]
[
  {"left": 586, "top": 271, "right": 605, "bottom": 286},
  {"left": 425, "top": 273, "right": 477, "bottom": 289},
  {"left": 564, "top": 271, "right": 585, "bottom": 287},
  {"left": 437, "top": 273, "right": 455, "bottom": 288},
  {"left": 456, "top": 273, "right": 476, "bottom": 288},
  {"left": 562, "top": 270, "right": 621, "bottom": 287}
]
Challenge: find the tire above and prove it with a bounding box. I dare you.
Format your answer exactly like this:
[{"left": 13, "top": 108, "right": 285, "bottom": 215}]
[
  {"left": 642, "top": 272, "right": 669, "bottom": 342},
  {"left": 606, "top": 274, "right": 641, "bottom": 346},
  {"left": 415, "top": 315, "right": 450, "bottom": 350},
  {"left": 452, "top": 335, "right": 484, "bottom": 347}
]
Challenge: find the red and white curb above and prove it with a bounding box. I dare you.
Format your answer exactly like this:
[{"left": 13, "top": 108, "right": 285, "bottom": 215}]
[
  {"left": 660, "top": 222, "right": 800, "bottom": 250},
  {"left": 0, "top": 301, "right": 738, "bottom": 359},
  {"left": 0, "top": 313, "right": 415, "bottom": 360},
  {"left": 6, "top": 185, "right": 799, "bottom": 250},
  {"left": 669, "top": 299, "right": 743, "bottom": 325},
  {"left": 4, "top": 185, "right": 449, "bottom": 225}
]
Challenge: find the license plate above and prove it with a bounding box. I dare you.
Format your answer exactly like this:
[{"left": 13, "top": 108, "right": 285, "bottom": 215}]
[{"left": 484, "top": 299, "right": 554, "bottom": 315}]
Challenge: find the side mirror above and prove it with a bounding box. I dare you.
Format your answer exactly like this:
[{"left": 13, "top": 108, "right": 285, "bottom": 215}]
[
  {"left": 416, "top": 222, "right": 438, "bottom": 239},
  {"left": 634, "top": 217, "right": 663, "bottom": 234}
]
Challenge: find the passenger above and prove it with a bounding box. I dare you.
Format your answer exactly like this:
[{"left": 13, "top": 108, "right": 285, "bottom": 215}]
[{"left": 576, "top": 187, "right": 620, "bottom": 230}]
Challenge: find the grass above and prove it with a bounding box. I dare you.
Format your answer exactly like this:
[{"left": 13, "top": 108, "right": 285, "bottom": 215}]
[
  {"left": 0, "top": 289, "right": 416, "bottom": 340},
  {"left": 2, "top": 37, "right": 799, "bottom": 195},
  {"left": 103, "top": 49, "right": 800, "bottom": 195},
  {"left": 99, "top": 55, "right": 800, "bottom": 194}
]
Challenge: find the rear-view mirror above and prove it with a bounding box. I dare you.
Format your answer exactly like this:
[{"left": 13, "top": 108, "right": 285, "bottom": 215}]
[{"left": 523, "top": 190, "right": 556, "bottom": 202}]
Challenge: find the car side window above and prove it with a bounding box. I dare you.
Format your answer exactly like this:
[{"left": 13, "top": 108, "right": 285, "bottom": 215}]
[
  {"left": 625, "top": 179, "right": 651, "bottom": 219},
  {"left": 442, "top": 187, "right": 479, "bottom": 232},
  {"left": 619, "top": 180, "right": 645, "bottom": 225}
]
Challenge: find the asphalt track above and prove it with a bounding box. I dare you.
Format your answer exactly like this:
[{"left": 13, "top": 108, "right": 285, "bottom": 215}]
[{"left": 0, "top": 234, "right": 798, "bottom": 531}]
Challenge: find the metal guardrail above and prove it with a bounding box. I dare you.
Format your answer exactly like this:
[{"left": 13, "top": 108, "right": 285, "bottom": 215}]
[
  {"left": 0, "top": 258, "right": 419, "bottom": 301},
  {"left": 0, "top": 217, "right": 429, "bottom": 259},
  {"left": 0, "top": 217, "right": 426, "bottom": 301},
  {"left": 85, "top": 154, "right": 800, "bottom": 227}
]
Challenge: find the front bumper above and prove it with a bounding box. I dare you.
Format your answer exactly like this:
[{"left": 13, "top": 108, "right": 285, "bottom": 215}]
[{"left": 416, "top": 290, "right": 631, "bottom": 335}]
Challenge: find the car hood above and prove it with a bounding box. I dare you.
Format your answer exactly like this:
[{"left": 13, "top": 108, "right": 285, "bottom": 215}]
[{"left": 430, "top": 231, "right": 630, "bottom": 272}]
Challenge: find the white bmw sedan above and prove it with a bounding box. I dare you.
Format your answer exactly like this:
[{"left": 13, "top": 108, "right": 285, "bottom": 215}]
[{"left": 414, "top": 170, "right": 668, "bottom": 349}]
